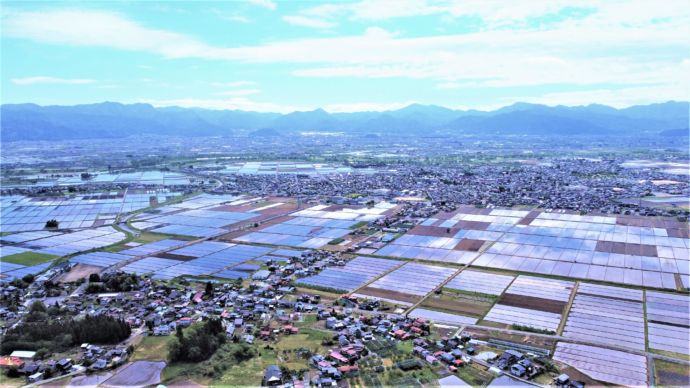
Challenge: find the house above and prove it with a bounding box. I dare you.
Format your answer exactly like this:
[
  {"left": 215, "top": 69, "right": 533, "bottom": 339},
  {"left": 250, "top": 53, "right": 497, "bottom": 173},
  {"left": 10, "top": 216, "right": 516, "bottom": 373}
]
[
  {"left": 253, "top": 270, "right": 271, "bottom": 280},
  {"left": 17, "top": 363, "right": 39, "bottom": 375},
  {"left": 56, "top": 358, "right": 73, "bottom": 371},
  {"left": 511, "top": 364, "right": 526, "bottom": 377},
  {"left": 283, "top": 325, "right": 299, "bottom": 334},
  {"left": 153, "top": 325, "right": 171, "bottom": 336},
  {"left": 9, "top": 350, "right": 36, "bottom": 360},
  {"left": 177, "top": 317, "right": 193, "bottom": 327},
  {"left": 329, "top": 351, "right": 348, "bottom": 365},
  {"left": 27, "top": 372, "right": 44, "bottom": 383},
  {"left": 91, "top": 359, "right": 108, "bottom": 370},
  {"left": 325, "top": 317, "right": 338, "bottom": 329},
  {"left": 262, "top": 365, "right": 283, "bottom": 386},
  {"left": 497, "top": 349, "right": 523, "bottom": 369},
  {"left": 0, "top": 356, "right": 24, "bottom": 369}
]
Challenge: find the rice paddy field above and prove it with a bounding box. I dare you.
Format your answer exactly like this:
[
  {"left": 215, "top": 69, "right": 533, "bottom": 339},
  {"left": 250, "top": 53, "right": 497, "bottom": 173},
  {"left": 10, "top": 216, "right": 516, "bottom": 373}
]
[
  {"left": 105, "top": 241, "right": 275, "bottom": 280},
  {"left": 376, "top": 206, "right": 689, "bottom": 290},
  {"left": 553, "top": 342, "right": 649, "bottom": 387},
  {"left": 0, "top": 226, "right": 127, "bottom": 280},
  {"left": 235, "top": 202, "right": 397, "bottom": 249},
  {"left": 297, "top": 256, "right": 402, "bottom": 292},
  {"left": 215, "top": 161, "right": 377, "bottom": 176},
  {"left": 353, "top": 262, "right": 458, "bottom": 306},
  {"left": 1, "top": 195, "right": 688, "bottom": 388},
  {"left": 131, "top": 194, "right": 297, "bottom": 238},
  {"left": 0, "top": 190, "right": 181, "bottom": 232}
]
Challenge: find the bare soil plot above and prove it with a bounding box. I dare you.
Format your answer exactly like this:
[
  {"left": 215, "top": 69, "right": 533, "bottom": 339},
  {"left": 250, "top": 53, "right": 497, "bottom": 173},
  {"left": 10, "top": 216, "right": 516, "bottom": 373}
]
[
  {"left": 453, "top": 238, "right": 485, "bottom": 251},
  {"left": 498, "top": 293, "right": 566, "bottom": 314},
  {"left": 463, "top": 327, "right": 557, "bottom": 349},
  {"left": 168, "top": 379, "right": 205, "bottom": 388},
  {"left": 68, "top": 372, "right": 113, "bottom": 387},
  {"left": 55, "top": 264, "right": 102, "bottom": 283},
  {"left": 154, "top": 253, "right": 196, "bottom": 261},
  {"left": 420, "top": 292, "right": 493, "bottom": 317},
  {"left": 655, "top": 359, "right": 690, "bottom": 387},
  {"left": 355, "top": 287, "right": 421, "bottom": 305},
  {"left": 408, "top": 225, "right": 460, "bottom": 237}
]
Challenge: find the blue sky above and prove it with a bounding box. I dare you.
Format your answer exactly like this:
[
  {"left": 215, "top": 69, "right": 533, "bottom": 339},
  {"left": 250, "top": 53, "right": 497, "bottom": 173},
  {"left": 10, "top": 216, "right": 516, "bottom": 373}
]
[{"left": 2, "top": 0, "right": 688, "bottom": 112}]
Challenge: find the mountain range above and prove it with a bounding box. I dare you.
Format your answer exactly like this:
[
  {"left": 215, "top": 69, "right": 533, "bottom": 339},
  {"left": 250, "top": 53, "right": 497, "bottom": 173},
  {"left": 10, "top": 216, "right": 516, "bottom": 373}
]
[{"left": 1, "top": 101, "right": 687, "bottom": 141}]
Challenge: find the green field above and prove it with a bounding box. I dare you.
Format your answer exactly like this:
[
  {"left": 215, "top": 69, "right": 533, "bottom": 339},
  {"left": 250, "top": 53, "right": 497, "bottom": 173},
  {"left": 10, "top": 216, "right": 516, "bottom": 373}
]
[
  {"left": 0, "top": 251, "right": 58, "bottom": 266},
  {"left": 131, "top": 335, "right": 174, "bottom": 361},
  {"left": 102, "top": 231, "right": 185, "bottom": 253}
]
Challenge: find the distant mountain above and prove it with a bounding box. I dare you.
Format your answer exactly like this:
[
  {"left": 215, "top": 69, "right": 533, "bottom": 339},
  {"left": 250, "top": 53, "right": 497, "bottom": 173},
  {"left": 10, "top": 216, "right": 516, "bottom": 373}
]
[
  {"left": 659, "top": 128, "right": 689, "bottom": 137},
  {"left": 1, "top": 101, "right": 687, "bottom": 141},
  {"left": 248, "top": 127, "right": 283, "bottom": 137}
]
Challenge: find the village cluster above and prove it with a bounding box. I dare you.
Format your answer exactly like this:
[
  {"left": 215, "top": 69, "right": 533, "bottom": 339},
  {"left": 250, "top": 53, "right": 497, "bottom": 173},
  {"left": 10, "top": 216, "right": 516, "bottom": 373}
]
[{"left": 0, "top": 147, "right": 688, "bottom": 387}]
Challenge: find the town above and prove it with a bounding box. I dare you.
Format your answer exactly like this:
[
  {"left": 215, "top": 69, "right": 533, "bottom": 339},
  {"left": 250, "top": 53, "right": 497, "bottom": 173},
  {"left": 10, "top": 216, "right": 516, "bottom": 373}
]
[{"left": 1, "top": 155, "right": 688, "bottom": 387}]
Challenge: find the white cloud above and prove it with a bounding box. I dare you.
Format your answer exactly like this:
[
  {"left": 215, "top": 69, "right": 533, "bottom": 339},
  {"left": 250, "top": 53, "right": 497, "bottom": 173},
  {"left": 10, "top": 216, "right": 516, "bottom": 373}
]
[
  {"left": 225, "top": 15, "right": 251, "bottom": 23},
  {"left": 504, "top": 84, "right": 690, "bottom": 108},
  {"left": 211, "top": 81, "right": 256, "bottom": 88},
  {"left": 323, "top": 101, "right": 415, "bottom": 113},
  {"left": 246, "top": 0, "right": 276, "bottom": 11},
  {"left": 213, "top": 89, "right": 261, "bottom": 96},
  {"left": 143, "top": 97, "right": 303, "bottom": 113},
  {"left": 2, "top": 9, "right": 219, "bottom": 59},
  {"left": 4, "top": 4, "right": 689, "bottom": 105},
  {"left": 11, "top": 76, "right": 96, "bottom": 85},
  {"left": 283, "top": 15, "right": 336, "bottom": 29},
  {"left": 291, "top": 0, "right": 578, "bottom": 27}
]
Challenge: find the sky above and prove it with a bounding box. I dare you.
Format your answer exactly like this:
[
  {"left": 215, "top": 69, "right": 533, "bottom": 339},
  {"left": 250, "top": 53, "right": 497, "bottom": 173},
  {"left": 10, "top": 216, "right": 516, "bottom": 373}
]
[{"left": 1, "top": 0, "right": 689, "bottom": 113}]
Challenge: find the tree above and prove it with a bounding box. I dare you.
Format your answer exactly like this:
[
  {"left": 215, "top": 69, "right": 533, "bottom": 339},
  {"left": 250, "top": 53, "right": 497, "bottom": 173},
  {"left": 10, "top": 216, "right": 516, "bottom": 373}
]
[
  {"left": 89, "top": 273, "right": 101, "bottom": 283},
  {"left": 205, "top": 281, "right": 214, "bottom": 297},
  {"left": 29, "top": 301, "right": 47, "bottom": 314},
  {"left": 45, "top": 219, "right": 59, "bottom": 228},
  {"left": 22, "top": 274, "right": 35, "bottom": 284}
]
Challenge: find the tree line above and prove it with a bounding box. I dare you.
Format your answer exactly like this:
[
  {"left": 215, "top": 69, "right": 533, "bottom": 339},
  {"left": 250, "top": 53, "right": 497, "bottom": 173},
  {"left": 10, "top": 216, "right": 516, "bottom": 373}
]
[
  {"left": 168, "top": 318, "right": 226, "bottom": 362},
  {"left": 1, "top": 303, "right": 131, "bottom": 355}
]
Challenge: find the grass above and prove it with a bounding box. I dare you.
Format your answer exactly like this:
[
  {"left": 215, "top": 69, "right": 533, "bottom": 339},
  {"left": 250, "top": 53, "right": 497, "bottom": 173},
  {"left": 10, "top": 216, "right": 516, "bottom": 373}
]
[
  {"left": 161, "top": 362, "right": 210, "bottom": 385},
  {"left": 131, "top": 335, "right": 174, "bottom": 361},
  {"left": 396, "top": 340, "right": 414, "bottom": 354},
  {"left": 349, "top": 221, "right": 369, "bottom": 229},
  {"left": 0, "top": 251, "right": 58, "bottom": 266},
  {"left": 655, "top": 359, "right": 690, "bottom": 387},
  {"left": 294, "top": 287, "right": 343, "bottom": 300},
  {"left": 274, "top": 328, "right": 331, "bottom": 354},
  {"left": 649, "top": 348, "right": 690, "bottom": 362},
  {"left": 0, "top": 375, "right": 25, "bottom": 388},
  {"left": 102, "top": 231, "right": 181, "bottom": 253},
  {"left": 213, "top": 350, "right": 275, "bottom": 386},
  {"left": 294, "top": 314, "right": 317, "bottom": 328},
  {"left": 455, "top": 364, "right": 494, "bottom": 387}
]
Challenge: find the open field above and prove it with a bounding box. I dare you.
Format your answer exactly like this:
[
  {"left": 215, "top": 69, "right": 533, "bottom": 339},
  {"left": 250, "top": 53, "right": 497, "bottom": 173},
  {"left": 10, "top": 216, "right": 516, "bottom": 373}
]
[
  {"left": 654, "top": 359, "right": 690, "bottom": 387},
  {"left": 55, "top": 263, "right": 102, "bottom": 283},
  {"left": 498, "top": 293, "right": 567, "bottom": 314},
  {"left": 420, "top": 290, "right": 495, "bottom": 317},
  {"left": 131, "top": 335, "right": 174, "bottom": 362},
  {"left": 356, "top": 286, "right": 422, "bottom": 305},
  {"left": 1, "top": 251, "right": 58, "bottom": 266}
]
